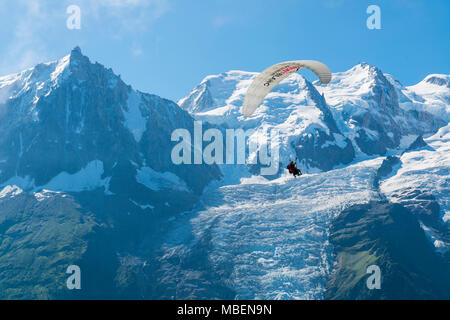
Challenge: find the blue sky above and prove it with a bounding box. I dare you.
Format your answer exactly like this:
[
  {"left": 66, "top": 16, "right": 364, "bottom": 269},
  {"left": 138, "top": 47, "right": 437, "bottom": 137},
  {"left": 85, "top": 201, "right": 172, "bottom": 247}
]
[{"left": 0, "top": 0, "right": 449, "bottom": 101}]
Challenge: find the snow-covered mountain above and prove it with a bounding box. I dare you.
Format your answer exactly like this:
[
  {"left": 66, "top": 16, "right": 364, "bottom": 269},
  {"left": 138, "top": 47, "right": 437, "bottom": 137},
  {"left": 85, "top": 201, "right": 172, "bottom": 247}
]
[
  {"left": 398, "top": 74, "right": 450, "bottom": 123},
  {"left": 316, "top": 64, "right": 446, "bottom": 156},
  {"left": 179, "top": 71, "right": 355, "bottom": 172},
  {"left": 0, "top": 50, "right": 448, "bottom": 299},
  {"left": 0, "top": 47, "right": 220, "bottom": 196},
  {"left": 0, "top": 48, "right": 221, "bottom": 299},
  {"left": 167, "top": 64, "right": 450, "bottom": 299},
  {"left": 179, "top": 64, "right": 446, "bottom": 174}
]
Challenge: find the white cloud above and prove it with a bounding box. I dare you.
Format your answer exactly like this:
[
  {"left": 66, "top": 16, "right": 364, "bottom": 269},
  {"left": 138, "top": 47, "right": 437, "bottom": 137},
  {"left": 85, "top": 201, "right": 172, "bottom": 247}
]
[
  {"left": 99, "top": 0, "right": 156, "bottom": 8},
  {"left": 131, "top": 44, "right": 144, "bottom": 57},
  {"left": 213, "top": 16, "right": 231, "bottom": 28},
  {"left": 88, "top": 0, "right": 171, "bottom": 31},
  {"left": 0, "top": 0, "right": 57, "bottom": 75},
  {"left": 323, "top": 0, "right": 345, "bottom": 8},
  {"left": 0, "top": 0, "right": 171, "bottom": 75}
]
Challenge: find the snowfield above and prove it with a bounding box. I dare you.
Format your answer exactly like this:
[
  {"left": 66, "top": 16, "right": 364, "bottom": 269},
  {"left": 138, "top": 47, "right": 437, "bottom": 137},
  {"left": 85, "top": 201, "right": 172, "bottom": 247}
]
[
  {"left": 381, "top": 124, "right": 450, "bottom": 223},
  {"left": 403, "top": 74, "right": 450, "bottom": 122}
]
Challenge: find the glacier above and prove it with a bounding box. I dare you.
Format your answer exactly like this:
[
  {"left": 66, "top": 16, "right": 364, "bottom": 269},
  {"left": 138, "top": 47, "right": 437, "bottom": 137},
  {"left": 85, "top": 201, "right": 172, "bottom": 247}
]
[{"left": 155, "top": 159, "right": 383, "bottom": 299}]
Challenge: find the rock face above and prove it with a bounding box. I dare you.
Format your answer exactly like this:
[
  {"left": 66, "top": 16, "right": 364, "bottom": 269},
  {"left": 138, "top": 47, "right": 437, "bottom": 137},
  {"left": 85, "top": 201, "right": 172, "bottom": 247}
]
[
  {"left": 325, "top": 201, "right": 450, "bottom": 300},
  {"left": 0, "top": 48, "right": 221, "bottom": 299},
  {"left": 0, "top": 189, "right": 97, "bottom": 299},
  {"left": 293, "top": 81, "right": 355, "bottom": 171}
]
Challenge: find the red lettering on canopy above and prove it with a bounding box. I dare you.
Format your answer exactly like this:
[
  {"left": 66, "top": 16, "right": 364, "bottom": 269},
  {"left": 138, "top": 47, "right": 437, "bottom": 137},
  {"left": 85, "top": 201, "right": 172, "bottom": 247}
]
[{"left": 280, "top": 66, "right": 299, "bottom": 74}]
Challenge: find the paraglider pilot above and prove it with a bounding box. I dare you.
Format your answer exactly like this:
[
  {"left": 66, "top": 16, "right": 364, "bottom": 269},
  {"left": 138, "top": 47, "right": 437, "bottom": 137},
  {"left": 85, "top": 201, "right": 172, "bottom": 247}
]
[{"left": 287, "top": 160, "right": 302, "bottom": 178}]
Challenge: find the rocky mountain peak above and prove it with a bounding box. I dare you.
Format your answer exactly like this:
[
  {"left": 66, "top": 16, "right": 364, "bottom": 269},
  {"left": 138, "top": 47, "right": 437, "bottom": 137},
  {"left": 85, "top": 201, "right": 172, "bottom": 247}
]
[
  {"left": 423, "top": 74, "right": 450, "bottom": 88},
  {"left": 0, "top": 48, "right": 221, "bottom": 196}
]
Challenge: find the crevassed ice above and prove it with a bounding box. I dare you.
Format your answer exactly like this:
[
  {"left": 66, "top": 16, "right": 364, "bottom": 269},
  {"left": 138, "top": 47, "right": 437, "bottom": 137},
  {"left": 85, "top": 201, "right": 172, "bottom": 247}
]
[{"left": 158, "top": 158, "right": 382, "bottom": 299}]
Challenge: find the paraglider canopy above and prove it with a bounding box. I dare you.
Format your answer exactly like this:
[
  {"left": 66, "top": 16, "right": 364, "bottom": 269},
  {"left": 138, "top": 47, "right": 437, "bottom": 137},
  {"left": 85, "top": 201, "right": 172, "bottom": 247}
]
[{"left": 242, "top": 60, "right": 332, "bottom": 117}]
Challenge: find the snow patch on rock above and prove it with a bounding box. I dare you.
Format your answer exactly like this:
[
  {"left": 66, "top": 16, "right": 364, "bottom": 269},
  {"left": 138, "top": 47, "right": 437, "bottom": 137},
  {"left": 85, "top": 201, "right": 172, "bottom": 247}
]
[
  {"left": 136, "top": 167, "right": 189, "bottom": 192},
  {"left": 0, "top": 185, "right": 23, "bottom": 199},
  {"left": 123, "top": 90, "right": 147, "bottom": 142},
  {"left": 40, "top": 160, "right": 109, "bottom": 192}
]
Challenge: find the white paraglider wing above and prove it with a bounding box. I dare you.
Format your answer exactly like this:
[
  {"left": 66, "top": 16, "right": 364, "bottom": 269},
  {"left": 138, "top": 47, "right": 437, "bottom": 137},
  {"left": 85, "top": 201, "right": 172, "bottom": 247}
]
[{"left": 242, "top": 60, "right": 332, "bottom": 117}]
